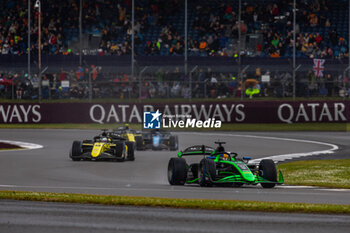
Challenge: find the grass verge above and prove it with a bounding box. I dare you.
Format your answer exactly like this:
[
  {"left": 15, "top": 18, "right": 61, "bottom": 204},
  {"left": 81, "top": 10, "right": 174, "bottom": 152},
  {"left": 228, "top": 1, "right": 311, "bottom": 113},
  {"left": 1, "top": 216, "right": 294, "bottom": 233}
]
[
  {"left": 0, "top": 148, "right": 24, "bottom": 151},
  {"left": 0, "top": 123, "right": 348, "bottom": 131},
  {"left": 278, "top": 159, "right": 350, "bottom": 189},
  {"left": 0, "top": 191, "right": 349, "bottom": 214}
]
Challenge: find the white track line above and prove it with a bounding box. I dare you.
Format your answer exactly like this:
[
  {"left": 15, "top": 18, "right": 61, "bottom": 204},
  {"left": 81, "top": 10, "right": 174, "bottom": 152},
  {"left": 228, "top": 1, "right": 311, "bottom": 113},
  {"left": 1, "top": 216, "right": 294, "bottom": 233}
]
[
  {"left": 181, "top": 132, "right": 338, "bottom": 163},
  {"left": 0, "top": 140, "right": 43, "bottom": 150},
  {"left": 0, "top": 132, "right": 342, "bottom": 192}
]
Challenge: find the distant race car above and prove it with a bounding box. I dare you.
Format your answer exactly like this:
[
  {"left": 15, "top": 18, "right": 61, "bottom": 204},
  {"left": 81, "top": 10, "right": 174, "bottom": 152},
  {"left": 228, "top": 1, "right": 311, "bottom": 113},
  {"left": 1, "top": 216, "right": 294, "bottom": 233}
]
[
  {"left": 113, "top": 124, "right": 141, "bottom": 144},
  {"left": 70, "top": 129, "right": 135, "bottom": 161},
  {"left": 167, "top": 141, "right": 283, "bottom": 188},
  {"left": 135, "top": 129, "right": 179, "bottom": 151}
]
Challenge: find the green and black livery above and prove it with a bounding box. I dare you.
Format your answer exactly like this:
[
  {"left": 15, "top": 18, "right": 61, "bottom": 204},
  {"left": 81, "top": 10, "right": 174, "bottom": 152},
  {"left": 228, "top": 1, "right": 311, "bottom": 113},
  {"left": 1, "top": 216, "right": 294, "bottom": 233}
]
[{"left": 168, "top": 142, "right": 284, "bottom": 188}]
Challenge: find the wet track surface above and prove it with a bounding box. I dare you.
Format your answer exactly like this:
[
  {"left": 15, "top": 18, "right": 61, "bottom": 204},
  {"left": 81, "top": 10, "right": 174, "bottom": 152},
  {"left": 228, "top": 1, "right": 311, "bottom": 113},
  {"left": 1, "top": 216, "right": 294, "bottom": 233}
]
[
  {"left": 1, "top": 129, "right": 350, "bottom": 232},
  {"left": 1, "top": 200, "right": 350, "bottom": 233},
  {"left": 0, "top": 129, "right": 349, "bottom": 204}
]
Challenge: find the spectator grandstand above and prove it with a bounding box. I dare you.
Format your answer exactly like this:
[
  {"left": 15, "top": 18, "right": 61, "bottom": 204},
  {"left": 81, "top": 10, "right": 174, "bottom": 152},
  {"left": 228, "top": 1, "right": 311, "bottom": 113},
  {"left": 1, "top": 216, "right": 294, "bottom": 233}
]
[
  {"left": 0, "top": 0, "right": 348, "bottom": 58},
  {"left": 0, "top": 0, "right": 349, "bottom": 100}
]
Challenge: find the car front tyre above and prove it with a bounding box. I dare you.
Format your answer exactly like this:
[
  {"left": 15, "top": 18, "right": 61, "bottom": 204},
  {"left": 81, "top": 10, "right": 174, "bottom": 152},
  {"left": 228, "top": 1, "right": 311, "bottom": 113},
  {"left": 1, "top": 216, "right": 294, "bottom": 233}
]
[
  {"left": 168, "top": 157, "right": 187, "bottom": 185},
  {"left": 114, "top": 141, "right": 125, "bottom": 162},
  {"left": 259, "top": 159, "right": 277, "bottom": 188},
  {"left": 70, "top": 141, "right": 82, "bottom": 161}
]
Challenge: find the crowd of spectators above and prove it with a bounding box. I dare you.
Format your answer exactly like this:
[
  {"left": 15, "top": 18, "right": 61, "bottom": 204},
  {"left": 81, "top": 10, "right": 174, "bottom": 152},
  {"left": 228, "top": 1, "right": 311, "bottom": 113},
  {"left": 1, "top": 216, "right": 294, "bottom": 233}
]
[
  {"left": 0, "top": 0, "right": 348, "bottom": 58},
  {"left": 2, "top": 0, "right": 350, "bottom": 101},
  {"left": 0, "top": 64, "right": 102, "bottom": 99},
  {"left": 92, "top": 0, "right": 349, "bottom": 58},
  {"left": 258, "top": 0, "right": 349, "bottom": 58},
  {"left": 1, "top": 65, "right": 349, "bottom": 100},
  {"left": 0, "top": 0, "right": 76, "bottom": 55}
]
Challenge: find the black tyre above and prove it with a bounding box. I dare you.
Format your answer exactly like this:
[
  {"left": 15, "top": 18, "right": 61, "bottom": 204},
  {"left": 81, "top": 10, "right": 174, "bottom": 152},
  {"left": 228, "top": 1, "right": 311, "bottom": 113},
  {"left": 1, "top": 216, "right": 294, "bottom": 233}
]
[
  {"left": 259, "top": 159, "right": 277, "bottom": 188},
  {"left": 198, "top": 159, "right": 216, "bottom": 187},
  {"left": 71, "top": 141, "right": 82, "bottom": 161},
  {"left": 125, "top": 141, "right": 135, "bottom": 161},
  {"left": 190, "top": 163, "right": 199, "bottom": 180},
  {"left": 168, "top": 158, "right": 187, "bottom": 185},
  {"left": 135, "top": 136, "right": 144, "bottom": 150},
  {"left": 169, "top": 135, "right": 178, "bottom": 151},
  {"left": 114, "top": 141, "right": 125, "bottom": 162}
]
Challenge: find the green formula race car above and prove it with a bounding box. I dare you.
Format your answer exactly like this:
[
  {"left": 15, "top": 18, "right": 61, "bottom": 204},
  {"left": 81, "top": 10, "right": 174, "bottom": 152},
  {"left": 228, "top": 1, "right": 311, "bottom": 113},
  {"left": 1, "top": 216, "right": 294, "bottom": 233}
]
[
  {"left": 70, "top": 129, "right": 135, "bottom": 162},
  {"left": 168, "top": 142, "right": 283, "bottom": 188}
]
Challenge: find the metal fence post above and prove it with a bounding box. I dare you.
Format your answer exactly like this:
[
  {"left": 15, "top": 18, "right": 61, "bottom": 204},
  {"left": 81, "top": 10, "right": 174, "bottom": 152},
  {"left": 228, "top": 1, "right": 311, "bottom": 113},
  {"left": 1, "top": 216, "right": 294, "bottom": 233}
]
[
  {"left": 342, "top": 66, "right": 350, "bottom": 100},
  {"left": 189, "top": 65, "right": 198, "bottom": 101},
  {"left": 28, "top": 0, "right": 31, "bottom": 81},
  {"left": 11, "top": 79, "right": 14, "bottom": 100},
  {"left": 89, "top": 71, "right": 92, "bottom": 102},
  {"left": 238, "top": 0, "right": 242, "bottom": 100},
  {"left": 138, "top": 66, "right": 148, "bottom": 101},
  {"left": 167, "top": 81, "right": 170, "bottom": 99},
  {"left": 292, "top": 0, "right": 296, "bottom": 100}
]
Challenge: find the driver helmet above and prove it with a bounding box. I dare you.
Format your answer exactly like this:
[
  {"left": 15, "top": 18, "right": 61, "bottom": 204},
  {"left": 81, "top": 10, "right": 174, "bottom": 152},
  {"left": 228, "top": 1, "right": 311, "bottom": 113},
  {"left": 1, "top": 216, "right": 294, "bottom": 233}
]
[
  {"left": 222, "top": 153, "right": 229, "bottom": 160},
  {"left": 101, "top": 137, "right": 108, "bottom": 142}
]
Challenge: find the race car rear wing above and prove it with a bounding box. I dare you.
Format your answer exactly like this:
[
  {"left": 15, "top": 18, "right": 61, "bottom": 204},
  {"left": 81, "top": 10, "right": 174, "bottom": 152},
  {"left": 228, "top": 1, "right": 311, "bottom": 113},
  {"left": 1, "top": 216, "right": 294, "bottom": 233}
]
[{"left": 177, "top": 145, "right": 214, "bottom": 157}]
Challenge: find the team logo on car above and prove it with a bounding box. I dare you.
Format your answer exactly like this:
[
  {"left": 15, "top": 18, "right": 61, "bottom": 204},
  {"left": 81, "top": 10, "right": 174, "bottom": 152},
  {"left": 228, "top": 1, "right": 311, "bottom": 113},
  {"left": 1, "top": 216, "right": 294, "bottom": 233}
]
[{"left": 143, "top": 110, "right": 162, "bottom": 129}]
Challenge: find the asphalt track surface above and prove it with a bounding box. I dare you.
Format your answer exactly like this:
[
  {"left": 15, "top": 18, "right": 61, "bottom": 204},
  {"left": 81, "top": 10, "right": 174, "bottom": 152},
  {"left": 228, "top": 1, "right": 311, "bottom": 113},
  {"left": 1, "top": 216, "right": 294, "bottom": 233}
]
[
  {"left": 0, "top": 129, "right": 349, "bottom": 205},
  {"left": 1, "top": 200, "right": 350, "bottom": 233}
]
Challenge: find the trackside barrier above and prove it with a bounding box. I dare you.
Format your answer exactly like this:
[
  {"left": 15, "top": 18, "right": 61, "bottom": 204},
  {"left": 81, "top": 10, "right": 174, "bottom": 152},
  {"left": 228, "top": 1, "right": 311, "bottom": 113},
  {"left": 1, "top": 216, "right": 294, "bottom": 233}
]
[{"left": 0, "top": 101, "right": 348, "bottom": 124}]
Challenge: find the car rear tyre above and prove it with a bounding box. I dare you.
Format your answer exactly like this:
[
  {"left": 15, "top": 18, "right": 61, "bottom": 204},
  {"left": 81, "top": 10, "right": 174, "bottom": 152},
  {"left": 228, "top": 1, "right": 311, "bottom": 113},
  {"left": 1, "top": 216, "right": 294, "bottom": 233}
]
[
  {"left": 114, "top": 141, "right": 125, "bottom": 162},
  {"left": 169, "top": 135, "right": 178, "bottom": 151},
  {"left": 135, "top": 136, "right": 144, "bottom": 150},
  {"left": 198, "top": 159, "right": 216, "bottom": 187},
  {"left": 259, "top": 159, "right": 277, "bottom": 188},
  {"left": 71, "top": 141, "right": 82, "bottom": 161},
  {"left": 125, "top": 141, "right": 135, "bottom": 161},
  {"left": 168, "top": 158, "right": 187, "bottom": 185}
]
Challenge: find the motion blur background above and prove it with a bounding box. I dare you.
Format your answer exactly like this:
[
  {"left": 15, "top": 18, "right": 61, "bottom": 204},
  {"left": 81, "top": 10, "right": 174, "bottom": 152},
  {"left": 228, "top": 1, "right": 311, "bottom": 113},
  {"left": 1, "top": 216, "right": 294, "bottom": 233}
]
[{"left": 0, "top": 0, "right": 349, "bottom": 101}]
